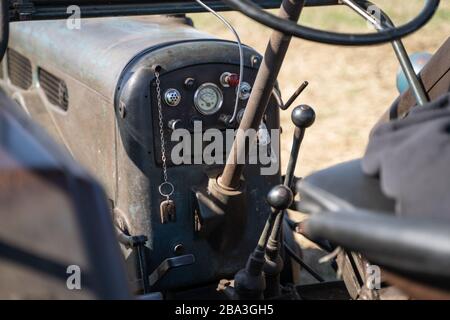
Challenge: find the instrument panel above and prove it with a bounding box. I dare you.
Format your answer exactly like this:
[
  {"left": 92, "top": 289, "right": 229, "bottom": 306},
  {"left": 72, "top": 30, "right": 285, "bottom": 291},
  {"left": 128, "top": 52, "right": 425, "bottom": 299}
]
[{"left": 151, "top": 63, "right": 260, "bottom": 166}]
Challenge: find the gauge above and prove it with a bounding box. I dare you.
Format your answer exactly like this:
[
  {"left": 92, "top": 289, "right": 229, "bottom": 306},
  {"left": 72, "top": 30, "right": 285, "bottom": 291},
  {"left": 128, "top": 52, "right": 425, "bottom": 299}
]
[{"left": 193, "top": 83, "right": 223, "bottom": 115}]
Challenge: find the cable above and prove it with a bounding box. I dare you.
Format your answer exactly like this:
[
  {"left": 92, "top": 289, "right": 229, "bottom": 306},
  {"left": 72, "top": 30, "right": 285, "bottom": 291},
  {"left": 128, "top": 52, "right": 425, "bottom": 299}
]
[
  {"left": 284, "top": 241, "right": 325, "bottom": 283},
  {"left": 194, "top": 0, "right": 244, "bottom": 123}
]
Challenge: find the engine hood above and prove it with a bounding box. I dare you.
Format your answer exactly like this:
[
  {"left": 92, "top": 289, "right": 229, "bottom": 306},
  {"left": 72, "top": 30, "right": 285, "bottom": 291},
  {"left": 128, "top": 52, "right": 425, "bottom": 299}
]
[{"left": 9, "top": 16, "right": 214, "bottom": 101}]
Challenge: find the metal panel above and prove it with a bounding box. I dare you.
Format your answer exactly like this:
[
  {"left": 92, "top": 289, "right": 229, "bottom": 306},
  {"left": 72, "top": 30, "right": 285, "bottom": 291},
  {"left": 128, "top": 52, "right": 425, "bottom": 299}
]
[{"left": 9, "top": 16, "right": 212, "bottom": 101}]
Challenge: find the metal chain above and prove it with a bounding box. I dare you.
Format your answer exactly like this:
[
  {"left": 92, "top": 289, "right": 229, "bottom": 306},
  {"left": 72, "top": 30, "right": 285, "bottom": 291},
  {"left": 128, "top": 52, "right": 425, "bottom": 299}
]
[{"left": 155, "top": 70, "right": 174, "bottom": 200}]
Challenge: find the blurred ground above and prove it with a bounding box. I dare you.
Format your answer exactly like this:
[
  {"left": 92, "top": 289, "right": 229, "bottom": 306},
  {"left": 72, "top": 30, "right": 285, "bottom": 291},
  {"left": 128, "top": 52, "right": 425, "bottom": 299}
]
[{"left": 192, "top": 1, "right": 450, "bottom": 284}]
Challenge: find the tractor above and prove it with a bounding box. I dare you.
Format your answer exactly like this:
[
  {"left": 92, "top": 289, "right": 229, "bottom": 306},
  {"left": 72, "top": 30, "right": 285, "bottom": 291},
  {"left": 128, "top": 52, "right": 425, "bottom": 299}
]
[{"left": 0, "top": 0, "right": 448, "bottom": 300}]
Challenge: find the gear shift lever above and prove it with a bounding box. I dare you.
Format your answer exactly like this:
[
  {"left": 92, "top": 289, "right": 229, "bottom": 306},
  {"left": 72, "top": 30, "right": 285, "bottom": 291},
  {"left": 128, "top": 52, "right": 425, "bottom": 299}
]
[
  {"left": 224, "top": 105, "right": 315, "bottom": 299},
  {"left": 284, "top": 105, "right": 315, "bottom": 188},
  {"left": 228, "top": 184, "right": 293, "bottom": 300},
  {"left": 264, "top": 104, "right": 315, "bottom": 298}
]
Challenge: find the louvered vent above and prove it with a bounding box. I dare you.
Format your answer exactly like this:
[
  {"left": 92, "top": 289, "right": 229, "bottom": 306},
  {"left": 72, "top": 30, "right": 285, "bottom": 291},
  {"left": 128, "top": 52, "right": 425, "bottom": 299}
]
[
  {"left": 7, "top": 49, "right": 32, "bottom": 89},
  {"left": 38, "top": 68, "right": 69, "bottom": 111}
]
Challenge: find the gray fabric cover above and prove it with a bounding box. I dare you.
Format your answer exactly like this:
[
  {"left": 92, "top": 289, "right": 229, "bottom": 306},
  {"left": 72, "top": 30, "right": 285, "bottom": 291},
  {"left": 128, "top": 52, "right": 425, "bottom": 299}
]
[{"left": 362, "top": 93, "right": 450, "bottom": 221}]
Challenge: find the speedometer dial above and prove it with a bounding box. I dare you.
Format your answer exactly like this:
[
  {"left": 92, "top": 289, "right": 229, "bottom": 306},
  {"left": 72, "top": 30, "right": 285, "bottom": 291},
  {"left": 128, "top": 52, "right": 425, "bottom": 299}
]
[{"left": 194, "top": 83, "right": 223, "bottom": 115}]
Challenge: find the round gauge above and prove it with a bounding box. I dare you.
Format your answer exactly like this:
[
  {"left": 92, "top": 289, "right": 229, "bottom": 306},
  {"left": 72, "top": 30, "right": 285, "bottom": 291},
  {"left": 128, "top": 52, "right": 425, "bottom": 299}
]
[{"left": 194, "top": 83, "right": 223, "bottom": 115}]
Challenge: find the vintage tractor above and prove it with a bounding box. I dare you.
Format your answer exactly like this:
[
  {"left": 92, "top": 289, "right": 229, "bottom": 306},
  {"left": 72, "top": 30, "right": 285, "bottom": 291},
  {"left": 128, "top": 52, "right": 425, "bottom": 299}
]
[{"left": 0, "top": 0, "right": 449, "bottom": 300}]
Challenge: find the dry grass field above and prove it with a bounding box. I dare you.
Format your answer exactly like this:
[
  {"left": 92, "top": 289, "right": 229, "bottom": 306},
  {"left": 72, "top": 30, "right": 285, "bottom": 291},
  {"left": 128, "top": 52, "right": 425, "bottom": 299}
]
[
  {"left": 192, "top": 2, "right": 450, "bottom": 282},
  {"left": 192, "top": 1, "right": 450, "bottom": 178}
]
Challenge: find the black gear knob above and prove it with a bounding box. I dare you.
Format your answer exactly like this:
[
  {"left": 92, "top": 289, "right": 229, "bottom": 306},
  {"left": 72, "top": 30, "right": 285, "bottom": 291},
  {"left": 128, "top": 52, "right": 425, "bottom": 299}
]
[
  {"left": 267, "top": 185, "right": 293, "bottom": 211},
  {"left": 291, "top": 104, "right": 316, "bottom": 129}
]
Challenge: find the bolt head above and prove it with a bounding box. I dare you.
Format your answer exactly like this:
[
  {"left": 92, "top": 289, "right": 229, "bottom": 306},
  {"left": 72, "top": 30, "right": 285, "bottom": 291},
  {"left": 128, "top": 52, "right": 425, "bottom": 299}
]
[
  {"left": 267, "top": 185, "right": 293, "bottom": 211},
  {"left": 173, "top": 244, "right": 185, "bottom": 255},
  {"left": 184, "top": 77, "right": 195, "bottom": 89},
  {"left": 291, "top": 105, "right": 316, "bottom": 129},
  {"left": 118, "top": 102, "right": 126, "bottom": 118}
]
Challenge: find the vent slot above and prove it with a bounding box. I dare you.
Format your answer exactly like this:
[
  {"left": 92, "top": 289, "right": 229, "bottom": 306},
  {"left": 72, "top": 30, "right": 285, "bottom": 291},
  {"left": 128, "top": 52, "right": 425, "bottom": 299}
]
[
  {"left": 38, "top": 68, "right": 69, "bottom": 111},
  {"left": 7, "top": 49, "right": 32, "bottom": 89}
]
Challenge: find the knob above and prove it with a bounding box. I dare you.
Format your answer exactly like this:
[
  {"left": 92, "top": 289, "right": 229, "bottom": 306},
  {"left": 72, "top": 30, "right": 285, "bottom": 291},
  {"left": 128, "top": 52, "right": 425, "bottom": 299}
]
[
  {"left": 291, "top": 104, "right": 316, "bottom": 129},
  {"left": 168, "top": 119, "right": 182, "bottom": 131},
  {"left": 267, "top": 185, "right": 293, "bottom": 211},
  {"left": 237, "top": 82, "right": 252, "bottom": 100}
]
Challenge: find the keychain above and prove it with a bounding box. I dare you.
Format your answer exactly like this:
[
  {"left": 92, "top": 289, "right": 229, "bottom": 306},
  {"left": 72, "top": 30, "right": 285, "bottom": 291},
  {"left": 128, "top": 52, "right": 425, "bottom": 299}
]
[{"left": 155, "top": 67, "right": 176, "bottom": 224}]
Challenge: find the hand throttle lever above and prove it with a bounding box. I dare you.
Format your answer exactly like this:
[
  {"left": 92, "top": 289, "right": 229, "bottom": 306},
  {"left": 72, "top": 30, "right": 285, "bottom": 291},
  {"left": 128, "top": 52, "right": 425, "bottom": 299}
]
[
  {"left": 264, "top": 104, "right": 316, "bottom": 298},
  {"left": 284, "top": 104, "right": 316, "bottom": 188}
]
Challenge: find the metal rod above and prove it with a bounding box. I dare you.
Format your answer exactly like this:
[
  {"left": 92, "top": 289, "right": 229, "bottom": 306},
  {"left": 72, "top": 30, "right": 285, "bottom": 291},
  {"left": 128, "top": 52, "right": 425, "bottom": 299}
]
[
  {"left": 9, "top": 1, "right": 341, "bottom": 22},
  {"left": 343, "top": 0, "right": 428, "bottom": 106},
  {"left": 265, "top": 127, "right": 304, "bottom": 254},
  {"left": 257, "top": 208, "right": 281, "bottom": 250},
  {"left": 281, "top": 81, "right": 309, "bottom": 110},
  {"left": 284, "top": 127, "right": 305, "bottom": 188},
  {"left": 137, "top": 245, "right": 151, "bottom": 293},
  {"left": 220, "top": 0, "right": 306, "bottom": 189},
  {"left": 391, "top": 40, "right": 428, "bottom": 106},
  {"left": 267, "top": 104, "right": 315, "bottom": 258}
]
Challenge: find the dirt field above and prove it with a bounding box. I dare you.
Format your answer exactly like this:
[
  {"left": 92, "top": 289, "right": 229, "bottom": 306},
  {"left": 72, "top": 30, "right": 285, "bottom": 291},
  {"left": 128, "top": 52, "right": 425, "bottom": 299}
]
[{"left": 192, "top": 1, "right": 450, "bottom": 177}]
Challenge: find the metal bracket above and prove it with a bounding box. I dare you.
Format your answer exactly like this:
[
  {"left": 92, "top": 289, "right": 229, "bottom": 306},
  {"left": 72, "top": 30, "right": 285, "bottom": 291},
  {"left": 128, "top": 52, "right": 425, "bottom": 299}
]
[{"left": 148, "top": 254, "right": 195, "bottom": 287}]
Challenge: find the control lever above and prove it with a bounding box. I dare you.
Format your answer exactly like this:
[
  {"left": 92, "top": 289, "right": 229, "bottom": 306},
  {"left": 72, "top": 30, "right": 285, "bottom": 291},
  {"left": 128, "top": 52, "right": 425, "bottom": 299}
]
[
  {"left": 226, "top": 185, "right": 293, "bottom": 300},
  {"left": 116, "top": 228, "right": 151, "bottom": 293},
  {"left": 283, "top": 105, "right": 315, "bottom": 188},
  {"left": 264, "top": 104, "right": 316, "bottom": 298},
  {"left": 148, "top": 254, "right": 195, "bottom": 287},
  {"left": 280, "top": 81, "right": 309, "bottom": 110},
  {"left": 225, "top": 105, "right": 315, "bottom": 299}
]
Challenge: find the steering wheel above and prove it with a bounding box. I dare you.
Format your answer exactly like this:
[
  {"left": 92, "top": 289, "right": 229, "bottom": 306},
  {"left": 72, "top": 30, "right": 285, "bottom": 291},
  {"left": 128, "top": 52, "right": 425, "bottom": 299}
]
[{"left": 221, "top": 0, "right": 440, "bottom": 46}]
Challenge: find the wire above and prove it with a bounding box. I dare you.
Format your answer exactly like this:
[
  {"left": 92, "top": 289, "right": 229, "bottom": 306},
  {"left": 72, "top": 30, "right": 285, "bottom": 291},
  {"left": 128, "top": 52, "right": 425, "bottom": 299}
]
[
  {"left": 284, "top": 241, "right": 325, "bottom": 283},
  {"left": 194, "top": 0, "right": 244, "bottom": 123}
]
